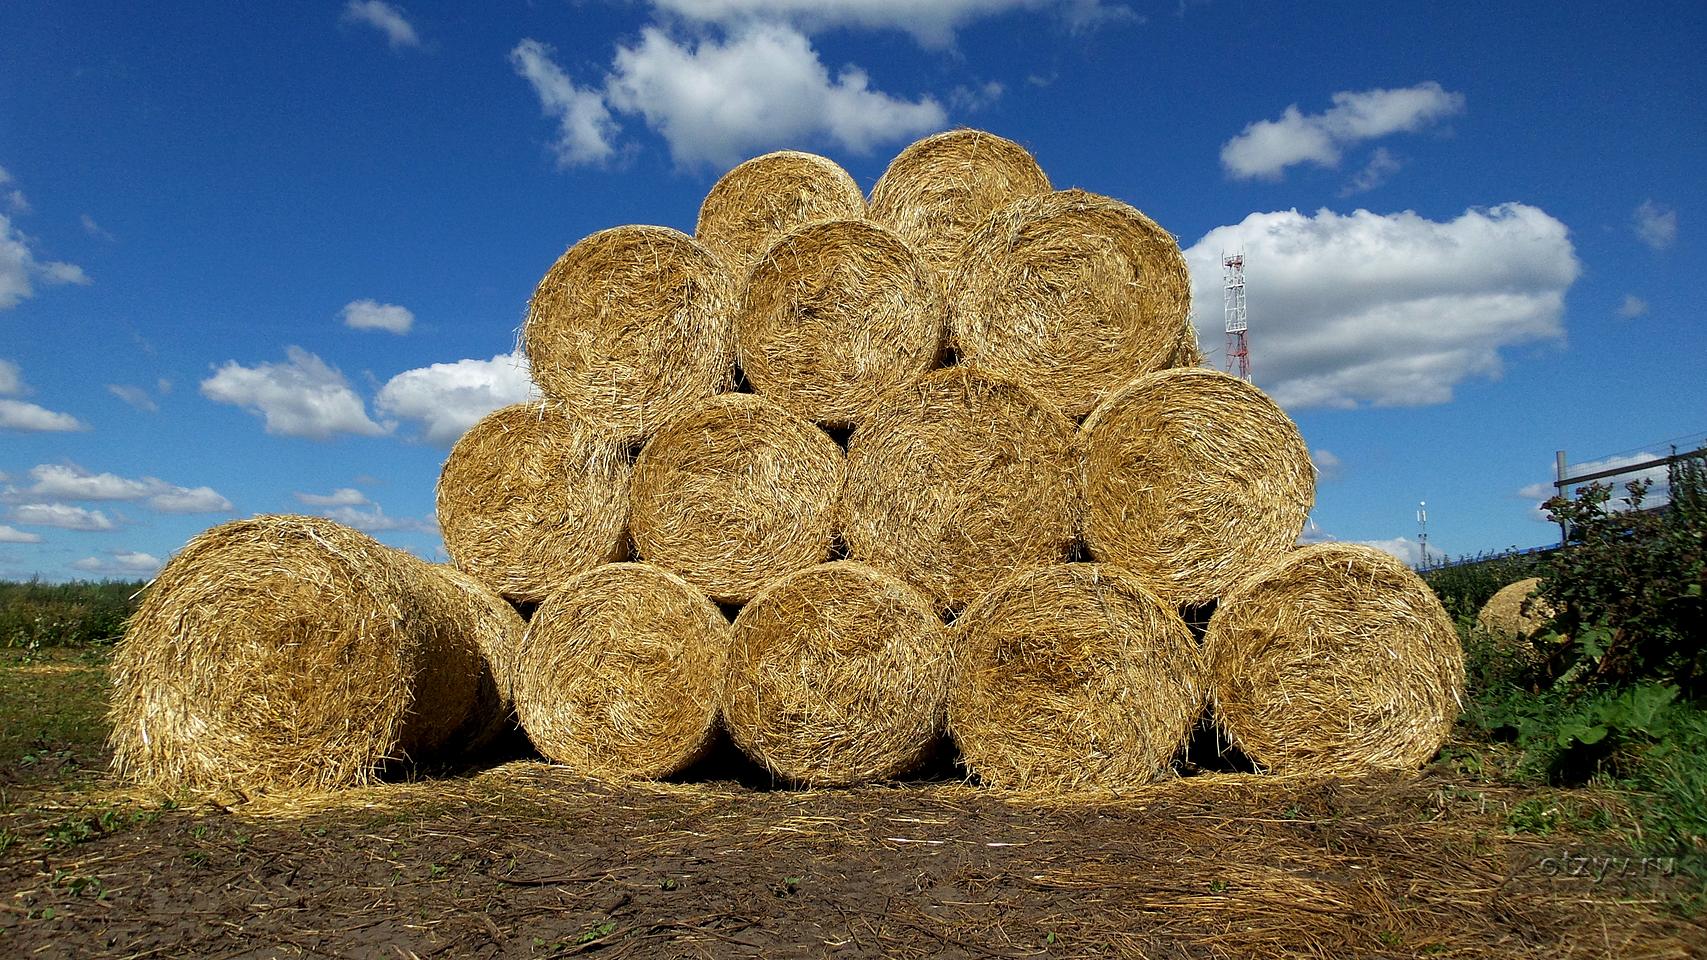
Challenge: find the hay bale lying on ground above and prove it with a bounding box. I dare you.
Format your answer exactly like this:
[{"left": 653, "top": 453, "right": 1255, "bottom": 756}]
[
  {"left": 695, "top": 150, "right": 867, "bottom": 281},
  {"left": 868, "top": 128, "right": 1052, "bottom": 293},
  {"left": 949, "top": 564, "right": 1203, "bottom": 793},
  {"left": 1205, "top": 543, "right": 1466, "bottom": 774},
  {"left": 431, "top": 564, "right": 526, "bottom": 752},
  {"left": 437, "top": 401, "right": 631, "bottom": 605},
  {"left": 736, "top": 218, "right": 943, "bottom": 428},
  {"left": 844, "top": 367, "right": 1081, "bottom": 613},
  {"left": 948, "top": 189, "right": 1195, "bottom": 419},
  {"left": 523, "top": 225, "right": 735, "bottom": 440},
  {"left": 109, "top": 516, "right": 493, "bottom": 793},
  {"left": 1477, "top": 577, "right": 1556, "bottom": 641},
  {"left": 630, "top": 393, "right": 844, "bottom": 605},
  {"left": 1081, "top": 368, "right": 1314, "bottom": 606},
  {"left": 512, "top": 563, "right": 729, "bottom": 779},
  {"left": 722, "top": 561, "right": 951, "bottom": 786}
]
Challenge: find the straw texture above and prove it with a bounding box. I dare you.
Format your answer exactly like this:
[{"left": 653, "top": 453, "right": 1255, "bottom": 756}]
[
  {"left": 1477, "top": 577, "right": 1555, "bottom": 640},
  {"left": 512, "top": 563, "right": 730, "bottom": 779},
  {"left": 1205, "top": 543, "right": 1466, "bottom": 774},
  {"left": 949, "top": 564, "right": 1204, "bottom": 793},
  {"left": 436, "top": 401, "right": 632, "bottom": 605},
  {"left": 736, "top": 218, "right": 944, "bottom": 428},
  {"left": 1082, "top": 368, "right": 1314, "bottom": 606},
  {"left": 695, "top": 150, "right": 867, "bottom": 280},
  {"left": 523, "top": 225, "right": 735, "bottom": 439},
  {"left": 630, "top": 393, "right": 844, "bottom": 605},
  {"left": 844, "top": 367, "right": 1082, "bottom": 613},
  {"left": 948, "top": 189, "right": 1195, "bottom": 418},
  {"left": 868, "top": 129, "right": 1052, "bottom": 292},
  {"left": 109, "top": 516, "right": 488, "bottom": 793},
  {"left": 431, "top": 564, "right": 526, "bottom": 752},
  {"left": 722, "top": 561, "right": 952, "bottom": 787}
]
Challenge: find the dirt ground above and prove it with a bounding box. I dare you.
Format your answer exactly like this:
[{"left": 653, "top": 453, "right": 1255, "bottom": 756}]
[{"left": 1, "top": 648, "right": 1702, "bottom": 959}]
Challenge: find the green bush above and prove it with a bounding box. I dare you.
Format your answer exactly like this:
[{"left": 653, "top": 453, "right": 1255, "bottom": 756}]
[
  {"left": 1423, "top": 550, "right": 1550, "bottom": 621},
  {"left": 0, "top": 579, "right": 145, "bottom": 649}
]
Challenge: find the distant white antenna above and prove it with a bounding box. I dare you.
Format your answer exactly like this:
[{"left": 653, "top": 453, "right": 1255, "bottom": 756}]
[
  {"left": 1223, "top": 251, "right": 1249, "bottom": 381},
  {"left": 1417, "top": 501, "right": 1430, "bottom": 568}
]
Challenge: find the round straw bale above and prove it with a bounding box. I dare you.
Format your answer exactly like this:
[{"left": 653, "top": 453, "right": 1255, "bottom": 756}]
[
  {"left": 722, "top": 561, "right": 951, "bottom": 786},
  {"left": 430, "top": 564, "right": 526, "bottom": 751},
  {"left": 1205, "top": 543, "right": 1466, "bottom": 774},
  {"left": 949, "top": 564, "right": 1204, "bottom": 793},
  {"left": 523, "top": 225, "right": 735, "bottom": 439},
  {"left": 1477, "top": 577, "right": 1556, "bottom": 641},
  {"left": 436, "top": 401, "right": 631, "bottom": 605},
  {"left": 630, "top": 393, "right": 843, "bottom": 604},
  {"left": 736, "top": 218, "right": 944, "bottom": 428},
  {"left": 109, "top": 516, "right": 489, "bottom": 793},
  {"left": 695, "top": 150, "right": 867, "bottom": 280},
  {"left": 844, "top": 367, "right": 1081, "bottom": 613},
  {"left": 512, "top": 563, "right": 729, "bottom": 779},
  {"left": 868, "top": 129, "right": 1052, "bottom": 292},
  {"left": 1081, "top": 368, "right": 1314, "bottom": 607},
  {"left": 948, "top": 189, "right": 1194, "bottom": 418}
]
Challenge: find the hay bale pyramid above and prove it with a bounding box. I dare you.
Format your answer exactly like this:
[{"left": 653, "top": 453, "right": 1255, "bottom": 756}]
[{"left": 112, "top": 129, "right": 1464, "bottom": 795}]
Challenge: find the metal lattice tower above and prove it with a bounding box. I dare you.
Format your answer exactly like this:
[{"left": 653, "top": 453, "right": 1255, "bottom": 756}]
[{"left": 1223, "top": 252, "right": 1249, "bottom": 382}]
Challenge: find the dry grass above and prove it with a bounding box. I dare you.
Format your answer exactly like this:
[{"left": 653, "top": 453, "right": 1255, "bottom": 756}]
[
  {"left": 844, "top": 367, "right": 1082, "bottom": 613},
  {"left": 436, "top": 400, "right": 631, "bottom": 605},
  {"left": 1206, "top": 543, "right": 1467, "bottom": 775},
  {"left": 1081, "top": 368, "right": 1315, "bottom": 606},
  {"left": 695, "top": 150, "right": 867, "bottom": 281},
  {"left": 512, "top": 563, "right": 729, "bottom": 780},
  {"left": 630, "top": 393, "right": 844, "bottom": 605},
  {"left": 947, "top": 188, "right": 1195, "bottom": 419},
  {"left": 722, "top": 561, "right": 951, "bottom": 787},
  {"left": 868, "top": 128, "right": 1052, "bottom": 294},
  {"left": 736, "top": 218, "right": 944, "bottom": 428},
  {"left": 949, "top": 564, "right": 1204, "bottom": 794},
  {"left": 523, "top": 225, "right": 735, "bottom": 440},
  {"left": 108, "top": 516, "right": 494, "bottom": 794}
]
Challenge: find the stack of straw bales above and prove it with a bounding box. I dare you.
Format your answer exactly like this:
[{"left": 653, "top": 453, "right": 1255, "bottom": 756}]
[{"left": 111, "top": 128, "right": 1464, "bottom": 796}]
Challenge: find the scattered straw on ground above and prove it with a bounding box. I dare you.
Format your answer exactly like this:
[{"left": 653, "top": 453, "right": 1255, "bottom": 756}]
[
  {"left": 695, "top": 150, "right": 867, "bottom": 281},
  {"left": 1081, "top": 368, "right": 1314, "bottom": 606},
  {"left": 1206, "top": 543, "right": 1466, "bottom": 775}
]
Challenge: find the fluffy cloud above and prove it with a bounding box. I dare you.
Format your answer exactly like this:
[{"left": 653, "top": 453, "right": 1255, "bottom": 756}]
[
  {"left": 322, "top": 503, "right": 436, "bottom": 534},
  {"left": 1633, "top": 200, "right": 1677, "bottom": 251},
  {"left": 1, "top": 212, "right": 91, "bottom": 310},
  {"left": 375, "top": 351, "right": 534, "bottom": 445},
  {"left": 1617, "top": 294, "right": 1649, "bottom": 319},
  {"left": 73, "top": 551, "right": 164, "bottom": 577},
  {"left": 1355, "top": 536, "right": 1438, "bottom": 568},
  {"left": 510, "top": 40, "right": 621, "bottom": 166},
  {"left": 340, "top": 298, "right": 415, "bottom": 334},
  {"left": 1221, "top": 82, "right": 1464, "bottom": 181},
  {"left": 1185, "top": 203, "right": 1579, "bottom": 410},
  {"left": 342, "top": 0, "right": 421, "bottom": 49},
  {"left": 107, "top": 384, "right": 159, "bottom": 412},
  {"left": 1311, "top": 448, "right": 1342, "bottom": 481},
  {"left": 0, "top": 358, "right": 20, "bottom": 394},
  {"left": 295, "top": 487, "right": 370, "bottom": 507},
  {"left": 0, "top": 524, "right": 42, "bottom": 543},
  {"left": 11, "top": 503, "right": 116, "bottom": 531},
  {"left": 23, "top": 463, "right": 233, "bottom": 514},
  {"left": 514, "top": 24, "right": 945, "bottom": 169},
  {"left": 201, "top": 346, "right": 389, "bottom": 440},
  {"left": 0, "top": 399, "right": 87, "bottom": 432},
  {"left": 648, "top": 0, "right": 1133, "bottom": 46},
  {"left": 1338, "top": 147, "right": 1401, "bottom": 196}
]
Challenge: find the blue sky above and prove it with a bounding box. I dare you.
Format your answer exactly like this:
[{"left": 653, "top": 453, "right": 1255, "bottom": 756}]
[{"left": 1, "top": 0, "right": 1701, "bottom": 579}]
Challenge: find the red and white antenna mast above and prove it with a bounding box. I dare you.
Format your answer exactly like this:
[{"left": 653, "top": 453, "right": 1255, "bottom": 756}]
[{"left": 1223, "top": 251, "right": 1250, "bottom": 382}]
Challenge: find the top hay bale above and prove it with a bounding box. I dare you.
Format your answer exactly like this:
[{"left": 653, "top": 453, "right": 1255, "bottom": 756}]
[
  {"left": 523, "top": 225, "right": 735, "bottom": 441},
  {"left": 695, "top": 150, "right": 867, "bottom": 281},
  {"left": 1477, "top": 577, "right": 1555, "bottom": 641},
  {"left": 1081, "top": 368, "right": 1314, "bottom": 606},
  {"left": 844, "top": 367, "right": 1081, "bottom": 613},
  {"left": 109, "top": 516, "right": 494, "bottom": 793},
  {"left": 736, "top": 218, "right": 944, "bottom": 428},
  {"left": 436, "top": 400, "right": 631, "bottom": 605},
  {"left": 1205, "top": 543, "right": 1466, "bottom": 775},
  {"left": 949, "top": 189, "right": 1195, "bottom": 419},
  {"left": 868, "top": 128, "right": 1052, "bottom": 293}
]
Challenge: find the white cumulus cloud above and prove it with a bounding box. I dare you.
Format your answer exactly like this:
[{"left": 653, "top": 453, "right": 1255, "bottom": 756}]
[
  {"left": 0, "top": 524, "right": 42, "bottom": 543},
  {"left": 201, "top": 346, "right": 390, "bottom": 440},
  {"left": 73, "top": 551, "right": 164, "bottom": 577},
  {"left": 342, "top": 0, "right": 421, "bottom": 49},
  {"left": 322, "top": 503, "right": 436, "bottom": 534},
  {"left": 12, "top": 503, "right": 116, "bottom": 531},
  {"left": 1186, "top": 203, "right": 1579, "bottom": 410},
  {"left": 375, "top": 351, "right": 534, "bottom": 445},
  {"left": 1221, "top": 82, "right": 1464, "bottom": 181},
  {"left": 648, "top": 0, "right": 1133, "bottom": 46},
  {"left": 1633, "top": 200, "right": 1677, "bottom": 251},
  {"left": 295, "top": 487, "right": 371, "bottom": 507},
  {"left": 2, "top": 212, "right": 92, "bottom": 310},
  {"left": 23, "top": 463, "right": 233, "bottom": 514},
  {"left": 0, "top": 399, "right": 88, "bottom": 432},
  {"left": 510, "top": 39, "right": 621, "bottom": 167},
  {"left": 340, "top": 298, "right": 415, "bottom": 334}
]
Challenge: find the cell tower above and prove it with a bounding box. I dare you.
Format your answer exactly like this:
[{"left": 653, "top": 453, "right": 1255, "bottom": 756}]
[
  {"left": 1417, "top": 501, "right": 1430, "bottom": 569},
  {"left": 1223, "top": 251, "right": 1250, "bottom": 382}
]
